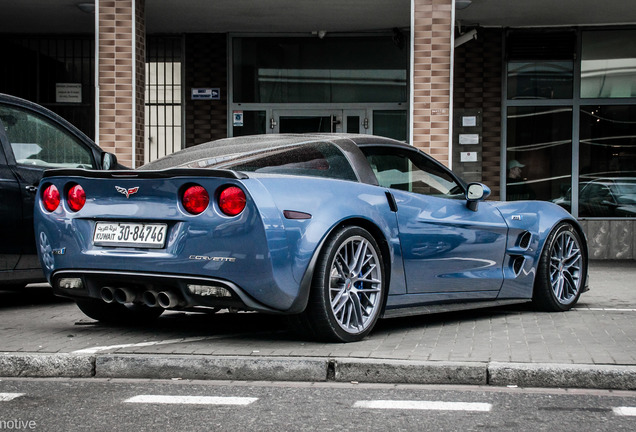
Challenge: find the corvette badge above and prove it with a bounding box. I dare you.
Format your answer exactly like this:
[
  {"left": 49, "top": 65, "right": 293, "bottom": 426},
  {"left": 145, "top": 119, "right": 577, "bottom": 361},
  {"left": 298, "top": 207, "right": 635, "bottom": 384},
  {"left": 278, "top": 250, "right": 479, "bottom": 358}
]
[{"left": 116, "top": 186, "right": 139, "bottom": 198}]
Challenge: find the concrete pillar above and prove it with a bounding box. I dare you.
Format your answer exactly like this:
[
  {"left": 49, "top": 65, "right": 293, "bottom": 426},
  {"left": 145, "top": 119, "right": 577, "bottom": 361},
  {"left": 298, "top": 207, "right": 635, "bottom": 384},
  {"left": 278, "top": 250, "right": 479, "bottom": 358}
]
[
  {"left": 411, "top": 0, "right": 453, "bottom": 166},
  {"left": 97, "top": 0, "right": 145, "bottom": 168}
]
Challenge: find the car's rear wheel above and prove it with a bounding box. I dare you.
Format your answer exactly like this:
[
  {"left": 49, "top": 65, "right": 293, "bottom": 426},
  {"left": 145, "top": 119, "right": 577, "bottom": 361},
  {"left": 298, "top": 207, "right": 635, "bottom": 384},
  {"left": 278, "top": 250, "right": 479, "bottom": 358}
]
[
  {"left": 533, "top": 222, "right": 587, "bottom": 311},
  {"left": 76, "top": 298, "right": 164, "bottom": 324},
  {"left": 298, "top": 226, "right": 385, "bottom": 342}
]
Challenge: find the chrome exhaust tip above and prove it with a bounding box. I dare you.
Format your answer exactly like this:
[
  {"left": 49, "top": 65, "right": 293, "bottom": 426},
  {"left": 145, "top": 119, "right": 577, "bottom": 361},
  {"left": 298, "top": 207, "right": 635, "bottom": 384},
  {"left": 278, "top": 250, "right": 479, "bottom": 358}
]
[
  {"left": 114, "top": 288, "right": 136, "bottom": 304},
  {"left": 100, "top": 286, "right": 115, "bottom": 304},
  {"left": 157, "top": 291, "right": 184, "bottom": 309},
  {"left": 142, "top": 291, "right": 159, "bottom": 308}
]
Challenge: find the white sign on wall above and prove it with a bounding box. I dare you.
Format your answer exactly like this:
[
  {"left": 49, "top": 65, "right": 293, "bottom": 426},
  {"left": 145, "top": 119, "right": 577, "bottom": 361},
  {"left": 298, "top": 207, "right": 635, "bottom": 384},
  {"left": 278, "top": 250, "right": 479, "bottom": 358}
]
[
  {"left": 459, "top": 134, "right": 480, "bottom": 145},
  {"left": 460, "top": 152, "right": 478, "bottom": 162}
]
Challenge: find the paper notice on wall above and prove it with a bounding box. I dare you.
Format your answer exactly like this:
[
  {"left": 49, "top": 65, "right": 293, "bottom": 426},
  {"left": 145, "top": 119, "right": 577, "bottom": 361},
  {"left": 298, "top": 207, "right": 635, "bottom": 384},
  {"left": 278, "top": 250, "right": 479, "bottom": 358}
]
[{"left": 56, "top": 83, "right": 82, "bottom": 103}]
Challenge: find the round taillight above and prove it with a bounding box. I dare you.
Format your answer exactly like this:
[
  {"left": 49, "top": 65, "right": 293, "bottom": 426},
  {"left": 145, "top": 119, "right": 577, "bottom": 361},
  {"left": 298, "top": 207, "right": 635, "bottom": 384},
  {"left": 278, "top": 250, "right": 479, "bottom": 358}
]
[
  {"left": 67, "top": 184, "right": 86, "bottom": 212},
  {"left": 218, "top": 186, "right": 246, "bottom": 217},
  {"left": 183, "top": 185, "right": 210, "bottom": 215},
  {"left": 42, "top": 185, "right": 60, "bottom": 212}
]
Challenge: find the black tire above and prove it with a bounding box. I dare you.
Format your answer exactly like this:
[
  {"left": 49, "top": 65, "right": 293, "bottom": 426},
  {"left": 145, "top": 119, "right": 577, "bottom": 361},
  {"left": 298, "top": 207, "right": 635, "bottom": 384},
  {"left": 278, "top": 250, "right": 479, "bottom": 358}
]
[
  {"left": 533, "top": 222, "right": 587, "bottom": 311},
  {"left": 76, "top": 299, "right": 164, "bottom": 324},
  {"left": 296, "top": 226, "right": 385, "bottom": 342}
]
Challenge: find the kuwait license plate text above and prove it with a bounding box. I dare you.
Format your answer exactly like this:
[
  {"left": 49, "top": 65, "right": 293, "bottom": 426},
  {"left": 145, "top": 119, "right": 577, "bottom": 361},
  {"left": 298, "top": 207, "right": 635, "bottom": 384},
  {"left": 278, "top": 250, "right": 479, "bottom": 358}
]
[{"left": 93, "top": 222, "right": 167, "bottom": 248}]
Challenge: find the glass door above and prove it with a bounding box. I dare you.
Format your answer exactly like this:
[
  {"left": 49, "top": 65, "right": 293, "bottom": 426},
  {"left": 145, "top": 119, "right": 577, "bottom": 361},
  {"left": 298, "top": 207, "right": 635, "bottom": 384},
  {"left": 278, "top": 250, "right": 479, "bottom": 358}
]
[
  {"left": 271, "top": 109, "right": 341, "bottom": 134},
  {"left": 270, "top": 109, "right": 369, "bottom": 134}
]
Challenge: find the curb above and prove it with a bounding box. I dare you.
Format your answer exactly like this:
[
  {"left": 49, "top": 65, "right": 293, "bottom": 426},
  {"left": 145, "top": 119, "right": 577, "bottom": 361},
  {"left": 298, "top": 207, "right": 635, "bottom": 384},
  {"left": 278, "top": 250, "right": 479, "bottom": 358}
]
[{"left": 1, "top": 353, "right": 635, "bottom": 390}]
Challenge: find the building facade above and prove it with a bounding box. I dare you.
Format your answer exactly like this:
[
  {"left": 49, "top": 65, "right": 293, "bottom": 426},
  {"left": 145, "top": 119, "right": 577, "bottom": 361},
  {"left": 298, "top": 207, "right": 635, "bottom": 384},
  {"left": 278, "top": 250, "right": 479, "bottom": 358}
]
[{"left": 1, "top": 0, "right": 634, "bottom": 259}]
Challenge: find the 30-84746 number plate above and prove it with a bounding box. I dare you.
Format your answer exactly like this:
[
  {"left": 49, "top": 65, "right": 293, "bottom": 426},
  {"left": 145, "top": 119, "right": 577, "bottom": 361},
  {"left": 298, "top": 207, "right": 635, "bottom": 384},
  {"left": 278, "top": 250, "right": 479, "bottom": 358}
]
[{"left": 93, "top": 222, "right": 167, "bottom": 248}]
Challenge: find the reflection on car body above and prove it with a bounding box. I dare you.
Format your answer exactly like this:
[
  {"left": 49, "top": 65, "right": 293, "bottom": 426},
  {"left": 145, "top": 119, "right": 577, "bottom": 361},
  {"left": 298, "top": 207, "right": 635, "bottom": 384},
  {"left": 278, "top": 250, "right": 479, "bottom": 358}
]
[{"left": 35, "top": 134, "right": 589, "bottom": 342}]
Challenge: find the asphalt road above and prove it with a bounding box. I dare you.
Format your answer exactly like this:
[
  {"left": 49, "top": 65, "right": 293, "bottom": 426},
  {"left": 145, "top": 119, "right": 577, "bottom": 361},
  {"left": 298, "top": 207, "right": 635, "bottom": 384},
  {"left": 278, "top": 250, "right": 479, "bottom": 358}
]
[{"left": 1, "top": 378, "right": 636, "bottom": 431}]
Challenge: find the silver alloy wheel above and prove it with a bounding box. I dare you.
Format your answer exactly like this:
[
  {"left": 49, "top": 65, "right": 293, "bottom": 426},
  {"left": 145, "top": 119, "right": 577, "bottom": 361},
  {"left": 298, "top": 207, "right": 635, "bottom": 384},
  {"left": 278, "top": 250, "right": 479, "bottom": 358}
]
[
  {"left": 328, "top": 235, "right": 382, "bottom": 334},
  {"left": 549, "top": 230, "right": 583, "bottom": 304}
]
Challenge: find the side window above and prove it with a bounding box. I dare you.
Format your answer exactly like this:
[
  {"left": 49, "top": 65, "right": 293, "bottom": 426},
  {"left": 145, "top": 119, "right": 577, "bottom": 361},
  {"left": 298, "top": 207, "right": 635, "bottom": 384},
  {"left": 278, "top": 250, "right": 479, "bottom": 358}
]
[
  {"left": 0, "top": 105, "right": 95, "bottom": 169},
  {"left": 362, "top": 147, "right": 464, "bottom": 198},
  {"left": 190, "top": 142, "right": 358, "bottom": 182}
]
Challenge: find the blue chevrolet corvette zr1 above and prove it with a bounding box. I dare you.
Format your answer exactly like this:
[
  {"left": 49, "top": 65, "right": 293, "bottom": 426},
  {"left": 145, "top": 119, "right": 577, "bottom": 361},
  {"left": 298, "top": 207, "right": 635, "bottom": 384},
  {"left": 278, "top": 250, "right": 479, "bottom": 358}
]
[{"left": 35, "top": 134, "right": 588, "bottom": 342}]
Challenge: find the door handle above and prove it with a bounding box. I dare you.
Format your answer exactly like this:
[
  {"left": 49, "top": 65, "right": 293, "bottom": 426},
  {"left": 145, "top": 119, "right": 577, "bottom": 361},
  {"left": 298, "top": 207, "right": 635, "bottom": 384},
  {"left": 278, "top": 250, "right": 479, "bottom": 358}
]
[{"left": 25, "top": 185, "right": 38, "bottom": 193}]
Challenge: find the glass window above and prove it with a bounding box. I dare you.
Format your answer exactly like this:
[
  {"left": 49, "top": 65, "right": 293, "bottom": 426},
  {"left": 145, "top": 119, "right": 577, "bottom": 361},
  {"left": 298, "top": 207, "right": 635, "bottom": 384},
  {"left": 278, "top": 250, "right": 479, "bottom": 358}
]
[
  {"left": 233, "top": 111, "right": 266, "bottom": 137},
  {"left": 579, "top": 105, "right": 636, "bottom": 217},
  {"left": 506, "top": 31, "right": 575, "bottom": 100},
  {"left": 233, "top": 37, "right": 407, "bottom": 104},
  {"left": 361, "top": 147, "right": 464, "bottom": 198},
  {"left": 0, "top": 104, "right": 94, "bottom": 169},
  {"left": 581, "top": 30, "right": 636, "bottom": 98},
  {"left": 193, "top": 142, "right": 358, "bottom": 182},
  {"left": 145, "top": 36, "right": 182, "bottom": 163},
  {"left": 373, "top": 110, "right": 407, "bottom": 141},
  {"left": 507, "top": 61, "right": 574, "bottom": 99},
  {"left": 506, "top": 107, "right": 572, "bottom": 202}
]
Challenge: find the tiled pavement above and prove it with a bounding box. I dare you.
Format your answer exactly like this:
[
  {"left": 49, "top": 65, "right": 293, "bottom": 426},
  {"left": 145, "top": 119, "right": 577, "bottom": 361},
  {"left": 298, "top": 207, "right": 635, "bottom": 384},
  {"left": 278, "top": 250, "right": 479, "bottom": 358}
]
[{"left": 1, "top": 261, "right": 634, "bottom": 366}]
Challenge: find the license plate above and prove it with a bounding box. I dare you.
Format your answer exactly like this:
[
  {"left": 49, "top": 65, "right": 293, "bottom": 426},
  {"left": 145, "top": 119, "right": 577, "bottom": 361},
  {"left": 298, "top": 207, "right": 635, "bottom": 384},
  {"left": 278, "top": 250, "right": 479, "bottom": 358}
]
[{"left": 93, "top": 222, "right": 167, "bottom": 248}]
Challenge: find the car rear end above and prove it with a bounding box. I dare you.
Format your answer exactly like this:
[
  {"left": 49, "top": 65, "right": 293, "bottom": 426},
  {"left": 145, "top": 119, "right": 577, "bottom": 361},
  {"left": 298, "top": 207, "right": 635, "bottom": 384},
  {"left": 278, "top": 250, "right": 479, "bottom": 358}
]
[{"left": 35, "top": 168, "right": 298, "bottom": 313}]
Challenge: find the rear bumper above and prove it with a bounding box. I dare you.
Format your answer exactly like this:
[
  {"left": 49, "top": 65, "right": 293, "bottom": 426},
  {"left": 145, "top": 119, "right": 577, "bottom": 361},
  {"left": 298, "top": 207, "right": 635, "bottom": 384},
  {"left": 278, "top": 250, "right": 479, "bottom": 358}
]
[{"left": 51, "top": 270, "right": 281, "bottom": 313}]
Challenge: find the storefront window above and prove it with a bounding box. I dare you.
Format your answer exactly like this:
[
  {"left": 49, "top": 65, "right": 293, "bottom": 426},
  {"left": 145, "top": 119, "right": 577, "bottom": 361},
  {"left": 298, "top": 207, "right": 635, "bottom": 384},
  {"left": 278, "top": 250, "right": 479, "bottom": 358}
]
[
  {"left": 233, "top": 37, "right": 407, "bottom": 104},
  {"left": 581, "top": 30, "right": 636, "bottom": 99},
  {"left": 579, "top": 105, "right": 636, "bottom": 217},
  {"left": 373, "top": 110, "right": 407, "bottom": 142},
  {"left": 506, "top": 31, "right": 575, "bottom": 100},
  {"left": 507, "top": 61, "right": 573, "bottom": 100},
  {"left": 506, "top": 107, "right": 572, "bottom": 202}
]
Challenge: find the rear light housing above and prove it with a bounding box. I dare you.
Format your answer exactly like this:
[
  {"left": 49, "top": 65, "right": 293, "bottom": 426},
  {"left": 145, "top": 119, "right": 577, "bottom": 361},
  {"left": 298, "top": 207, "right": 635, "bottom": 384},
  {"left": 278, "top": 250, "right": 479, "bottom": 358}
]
[
  {"left": 182, "top": 185, "right": 210, "bottom": 215},
  {"left": 42, "top": 184, "right": 60, "bottom": 212},
  {"left": 218, "top": 186, "right": 246, "bottom": 216},
  {"left": 67, "top": 184, "right": 86, "bottom": 212}
]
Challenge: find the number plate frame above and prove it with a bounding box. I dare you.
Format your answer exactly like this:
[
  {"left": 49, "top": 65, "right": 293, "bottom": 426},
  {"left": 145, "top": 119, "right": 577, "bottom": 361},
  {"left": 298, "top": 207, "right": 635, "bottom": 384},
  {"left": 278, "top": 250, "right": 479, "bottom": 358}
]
[{"left": 93, "top": 222, "right": 167, "bottom": 248}]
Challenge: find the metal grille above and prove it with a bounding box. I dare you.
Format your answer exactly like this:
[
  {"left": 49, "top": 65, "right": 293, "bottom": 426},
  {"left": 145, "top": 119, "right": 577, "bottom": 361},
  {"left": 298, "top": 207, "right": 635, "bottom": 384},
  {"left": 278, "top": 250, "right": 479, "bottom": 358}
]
[{"left": 145, "top": 36, "right": 183, "bottom": 164}]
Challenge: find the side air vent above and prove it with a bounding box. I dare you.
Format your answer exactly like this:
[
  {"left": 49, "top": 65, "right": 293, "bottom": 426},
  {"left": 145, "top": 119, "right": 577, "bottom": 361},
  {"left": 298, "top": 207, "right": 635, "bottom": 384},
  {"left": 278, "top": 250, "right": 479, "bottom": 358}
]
[
  {"left": 512, "top": 256, "right": 526, "bottom": 276},
  {"left": 518, "top": 231, "right": 532, "bottom": 250}
]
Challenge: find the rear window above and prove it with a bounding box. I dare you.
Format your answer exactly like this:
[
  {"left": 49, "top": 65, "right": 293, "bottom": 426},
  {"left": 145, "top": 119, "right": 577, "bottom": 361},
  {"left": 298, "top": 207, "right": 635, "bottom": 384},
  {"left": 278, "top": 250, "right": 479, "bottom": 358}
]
[{"left": 186, "top": 141, "right": 358, "bottom": 182}]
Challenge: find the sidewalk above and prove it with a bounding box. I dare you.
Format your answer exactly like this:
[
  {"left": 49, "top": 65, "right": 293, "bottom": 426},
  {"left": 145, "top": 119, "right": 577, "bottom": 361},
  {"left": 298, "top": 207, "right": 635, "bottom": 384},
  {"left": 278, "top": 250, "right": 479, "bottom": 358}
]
[{"left": 1, "top": 261, "right": 635, "bottom": 389}]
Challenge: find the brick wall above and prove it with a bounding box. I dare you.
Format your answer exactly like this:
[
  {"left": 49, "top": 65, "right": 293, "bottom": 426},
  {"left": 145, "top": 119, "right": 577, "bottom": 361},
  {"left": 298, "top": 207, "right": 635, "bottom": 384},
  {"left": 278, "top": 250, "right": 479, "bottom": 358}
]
[
  {"left": 97, "top": 0, "right": 144, "bottom": 168},
  {"left": 185, "top": 34, "right": 227, "bottom": 147},
  {"left": 453, "top": 28, "right": 503, "bottom": 199},
  {"left": 412, "top": 0, "right": 453, "bottom": 166},
  {"left": 134, "top": 0, "right": 145, "bottom": 168}
]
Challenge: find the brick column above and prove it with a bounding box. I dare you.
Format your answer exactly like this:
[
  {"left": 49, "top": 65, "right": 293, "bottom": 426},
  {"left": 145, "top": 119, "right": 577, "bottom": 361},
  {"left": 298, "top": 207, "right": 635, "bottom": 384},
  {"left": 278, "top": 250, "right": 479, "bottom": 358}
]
[
  {"left": 97, "top": 0, "right": 145, "bottom": 168},
  {"left": 411, "top": 0, "right": 453, "bottom": 166}
]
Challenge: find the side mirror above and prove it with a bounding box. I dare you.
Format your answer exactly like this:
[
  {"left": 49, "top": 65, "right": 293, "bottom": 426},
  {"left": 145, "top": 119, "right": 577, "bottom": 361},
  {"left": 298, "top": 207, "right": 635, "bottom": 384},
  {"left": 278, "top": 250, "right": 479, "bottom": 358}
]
[
  {"left": 101, "top": 152, "right": 118, "bottom": 170},
  {"left": 466, "top": 183, "right": 491, "bottom": 211}
]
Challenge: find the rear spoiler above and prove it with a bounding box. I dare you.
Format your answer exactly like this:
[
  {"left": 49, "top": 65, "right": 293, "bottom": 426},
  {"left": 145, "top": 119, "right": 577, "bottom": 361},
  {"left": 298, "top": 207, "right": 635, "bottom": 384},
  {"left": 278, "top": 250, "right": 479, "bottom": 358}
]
[{"left": 41, "top": 168, "right": 249, "bottom": 180}]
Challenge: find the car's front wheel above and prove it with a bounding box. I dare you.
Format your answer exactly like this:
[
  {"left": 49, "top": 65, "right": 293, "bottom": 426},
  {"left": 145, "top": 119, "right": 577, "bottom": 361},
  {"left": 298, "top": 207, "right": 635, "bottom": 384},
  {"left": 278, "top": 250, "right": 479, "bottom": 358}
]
[
  {"left": 76, "top": 299, "right": 164, "bottom": 324},
  {"left": 533, "top": 222, "right": 587, "bottom": 311},
  {"left": 298, "top": 226, "right": 385, "bottom": 342}
]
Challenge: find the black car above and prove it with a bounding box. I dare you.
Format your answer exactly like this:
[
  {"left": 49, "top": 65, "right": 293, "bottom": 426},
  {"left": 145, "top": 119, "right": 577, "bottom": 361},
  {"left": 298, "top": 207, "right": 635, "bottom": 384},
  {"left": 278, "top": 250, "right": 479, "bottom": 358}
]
[{"left": 0, "top": 93, "right": 118, "bottom": 288}]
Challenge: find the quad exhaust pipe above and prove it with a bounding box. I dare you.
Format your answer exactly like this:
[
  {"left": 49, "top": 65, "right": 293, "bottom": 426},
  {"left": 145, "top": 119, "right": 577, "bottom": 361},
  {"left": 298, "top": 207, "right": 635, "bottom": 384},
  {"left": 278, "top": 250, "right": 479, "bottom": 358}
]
[{"left": 102, "top": 287, "right": 186, "bottom": 309}]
